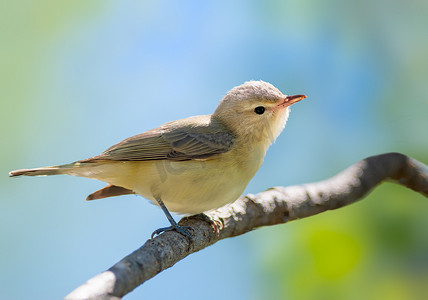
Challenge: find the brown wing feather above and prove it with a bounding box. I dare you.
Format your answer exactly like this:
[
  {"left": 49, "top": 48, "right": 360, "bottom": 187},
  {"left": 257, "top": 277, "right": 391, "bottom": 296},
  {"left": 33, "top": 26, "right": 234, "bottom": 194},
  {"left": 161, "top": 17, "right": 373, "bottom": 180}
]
[{"left": 83, "top": 115, "right": 235, "bottom": 162}]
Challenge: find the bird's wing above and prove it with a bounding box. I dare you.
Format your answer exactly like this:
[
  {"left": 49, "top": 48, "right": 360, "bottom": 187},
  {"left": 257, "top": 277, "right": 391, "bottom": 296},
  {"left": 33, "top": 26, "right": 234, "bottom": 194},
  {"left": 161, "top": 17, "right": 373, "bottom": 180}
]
[
  {"left": 85, "top": 116, "right": 235, "bottom": 162},
  {"left": 162, "top": 127, "right": 235, "bottom": 160}
]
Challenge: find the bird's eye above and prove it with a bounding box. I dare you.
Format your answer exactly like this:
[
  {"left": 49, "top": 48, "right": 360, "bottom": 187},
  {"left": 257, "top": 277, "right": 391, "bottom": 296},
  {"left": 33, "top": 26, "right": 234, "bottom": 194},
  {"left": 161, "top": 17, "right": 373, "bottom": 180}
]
[{"left": 254, "top": 106, "right": 265, "bottom": 115}]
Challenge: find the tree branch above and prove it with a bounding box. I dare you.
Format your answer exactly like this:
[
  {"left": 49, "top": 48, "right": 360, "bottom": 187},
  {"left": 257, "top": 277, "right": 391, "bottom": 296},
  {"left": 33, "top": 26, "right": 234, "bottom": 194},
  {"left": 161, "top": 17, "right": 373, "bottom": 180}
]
[{"left": 65, "top": 152, "right": 428, "bottom": 300}]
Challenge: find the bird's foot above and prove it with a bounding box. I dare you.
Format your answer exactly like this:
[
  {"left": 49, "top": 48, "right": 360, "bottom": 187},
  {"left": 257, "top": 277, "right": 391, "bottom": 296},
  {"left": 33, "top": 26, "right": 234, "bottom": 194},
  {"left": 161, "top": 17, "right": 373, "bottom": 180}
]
[
  {"left": 189, "top": 213, "right": 223, "bottom": 236},
  {"left": 151, "top": 224, "right": 193, "bottom": 239}
]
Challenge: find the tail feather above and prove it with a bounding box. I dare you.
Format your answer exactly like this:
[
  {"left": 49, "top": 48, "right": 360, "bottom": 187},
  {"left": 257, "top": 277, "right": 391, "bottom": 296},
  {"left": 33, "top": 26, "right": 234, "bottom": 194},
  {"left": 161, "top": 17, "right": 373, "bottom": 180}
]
[
  {"left": 86, "top": 184, "right": 135, "bottom": 201},
  {"left": 9, "top": 163, "right": 76, "bottom": 177}
]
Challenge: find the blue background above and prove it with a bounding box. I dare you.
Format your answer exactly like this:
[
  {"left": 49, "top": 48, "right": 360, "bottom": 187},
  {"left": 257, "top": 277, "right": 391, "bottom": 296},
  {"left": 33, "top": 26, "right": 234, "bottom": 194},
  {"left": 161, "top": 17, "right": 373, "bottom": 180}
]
[{"left": 1, "top": 1, "right": 428, "bottom": 299}]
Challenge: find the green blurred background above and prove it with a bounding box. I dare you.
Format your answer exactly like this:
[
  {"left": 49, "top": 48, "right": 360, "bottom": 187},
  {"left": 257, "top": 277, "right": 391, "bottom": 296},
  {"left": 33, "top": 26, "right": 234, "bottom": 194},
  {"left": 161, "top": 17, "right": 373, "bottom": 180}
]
[{"left": 1, "top": 0, "right": 428, "bottom": 299}]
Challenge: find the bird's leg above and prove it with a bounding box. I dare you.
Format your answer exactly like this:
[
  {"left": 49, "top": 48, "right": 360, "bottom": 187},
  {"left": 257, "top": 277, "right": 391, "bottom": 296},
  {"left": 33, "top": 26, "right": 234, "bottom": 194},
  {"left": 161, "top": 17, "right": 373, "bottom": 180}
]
[{"left": 151, "top": 197, "right": 193, "bottom": 239}]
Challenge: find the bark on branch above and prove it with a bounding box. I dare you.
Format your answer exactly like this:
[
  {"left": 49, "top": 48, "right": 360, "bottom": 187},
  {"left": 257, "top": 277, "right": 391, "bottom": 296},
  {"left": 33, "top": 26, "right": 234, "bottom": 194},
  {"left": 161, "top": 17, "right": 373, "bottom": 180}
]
[{"left": 65, "top": 152, "right": 428, "bottom": 300}]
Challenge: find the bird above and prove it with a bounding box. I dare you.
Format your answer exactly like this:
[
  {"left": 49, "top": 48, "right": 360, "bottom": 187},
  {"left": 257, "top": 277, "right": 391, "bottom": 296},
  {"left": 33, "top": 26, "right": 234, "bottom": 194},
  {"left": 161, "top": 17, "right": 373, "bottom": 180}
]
[{"left": 9, "top": 80, "right": 306, "bottom": 238}]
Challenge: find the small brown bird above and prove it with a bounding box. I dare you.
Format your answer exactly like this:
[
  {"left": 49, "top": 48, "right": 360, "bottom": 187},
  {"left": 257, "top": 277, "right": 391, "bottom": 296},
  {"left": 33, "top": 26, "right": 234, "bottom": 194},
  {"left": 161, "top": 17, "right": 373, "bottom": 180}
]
[{"left": 10, "top": 81, "right": 306, "bottom": 237}]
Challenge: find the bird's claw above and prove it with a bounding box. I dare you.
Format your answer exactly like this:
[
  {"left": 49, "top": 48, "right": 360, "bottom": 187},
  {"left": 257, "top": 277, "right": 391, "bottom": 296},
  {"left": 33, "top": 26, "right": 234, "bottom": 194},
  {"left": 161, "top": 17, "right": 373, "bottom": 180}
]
[
  {"left": 189, "top": 213, "right": 223, "bottom": 236},
  {"left": 151, "top": 225, "right": 193, "bottom": 239}
]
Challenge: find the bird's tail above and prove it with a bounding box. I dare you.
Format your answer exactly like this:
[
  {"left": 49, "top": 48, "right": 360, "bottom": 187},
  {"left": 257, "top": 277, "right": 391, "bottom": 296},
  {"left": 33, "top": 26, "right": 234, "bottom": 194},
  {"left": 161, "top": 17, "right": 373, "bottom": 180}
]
[{"left": 9, "top": 162, "right": 82, "bottom": 177}]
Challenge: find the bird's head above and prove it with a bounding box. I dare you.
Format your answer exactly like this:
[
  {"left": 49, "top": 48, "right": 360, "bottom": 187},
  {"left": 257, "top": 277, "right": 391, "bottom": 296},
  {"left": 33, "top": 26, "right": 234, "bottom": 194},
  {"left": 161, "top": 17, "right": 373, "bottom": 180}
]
[{"left": 213, "top": 80, "right": 306, "bottom": 146}]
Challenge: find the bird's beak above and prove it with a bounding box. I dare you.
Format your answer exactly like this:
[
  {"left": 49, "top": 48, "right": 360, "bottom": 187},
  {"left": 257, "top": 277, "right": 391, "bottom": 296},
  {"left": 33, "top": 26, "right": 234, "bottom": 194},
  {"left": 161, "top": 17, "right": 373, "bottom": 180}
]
[{"left": 278, "top": 94, "right": 307, "bottom": 108}]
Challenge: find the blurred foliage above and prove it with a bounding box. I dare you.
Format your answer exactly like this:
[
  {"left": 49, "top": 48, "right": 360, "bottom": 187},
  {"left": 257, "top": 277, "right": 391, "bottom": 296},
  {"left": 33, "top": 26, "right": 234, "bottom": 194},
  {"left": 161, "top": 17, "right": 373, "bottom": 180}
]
[
  {"left": 0, "top": 0, "right": 103, "bottom": 169},
  {"left": 258, "top": 185, "right": 428, "bottom": 300},
  {"left": 252, "top": 1, "right": 428, "bottom": 299},
  {"left": 1, "top": 0, "right": 427, "bottom": 299}
]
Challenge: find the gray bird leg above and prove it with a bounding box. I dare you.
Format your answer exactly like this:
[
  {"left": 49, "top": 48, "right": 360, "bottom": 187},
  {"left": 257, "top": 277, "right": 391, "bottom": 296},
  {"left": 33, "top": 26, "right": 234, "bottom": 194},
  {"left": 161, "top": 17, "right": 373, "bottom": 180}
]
[{"left": 151, "top": 197, "right": 192, "bottom": 239}]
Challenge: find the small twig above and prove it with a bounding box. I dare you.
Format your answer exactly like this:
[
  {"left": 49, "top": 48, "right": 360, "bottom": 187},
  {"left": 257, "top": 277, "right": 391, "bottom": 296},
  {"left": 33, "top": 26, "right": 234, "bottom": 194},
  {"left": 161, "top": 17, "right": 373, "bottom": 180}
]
[{"left": 65, "top": 152, "right": 428, "bottom": 300}]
